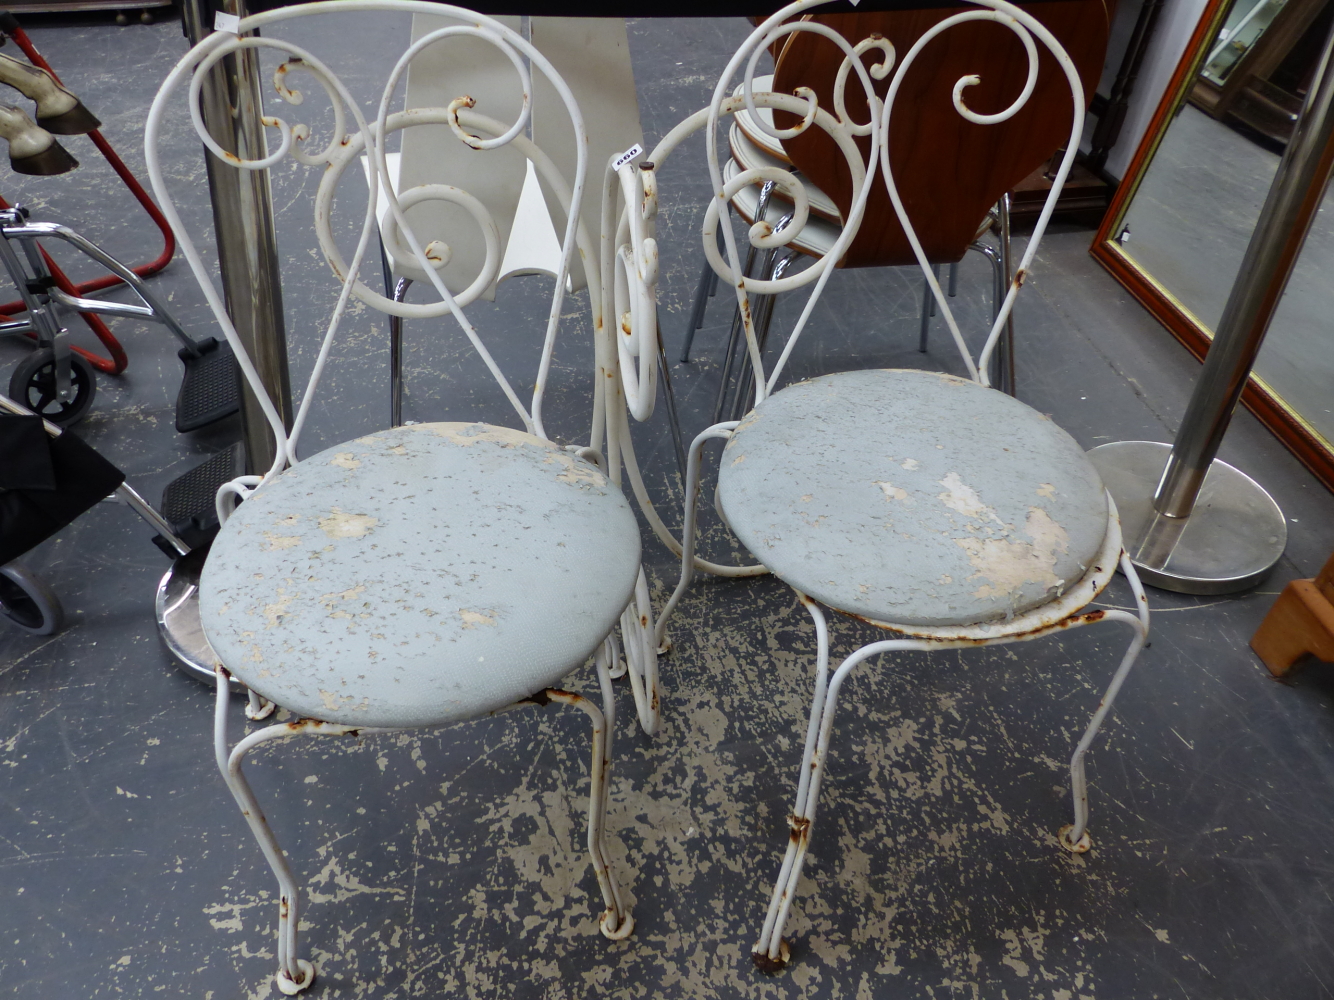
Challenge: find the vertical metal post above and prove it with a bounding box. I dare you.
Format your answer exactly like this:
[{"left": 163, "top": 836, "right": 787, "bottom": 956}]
[
  {"left": 1153, "top": 24, "right": 1334, "bottom": 519},
  {"left": 181, "top": 0, "right": 291, "bottom": 475},
  {"left": 1087, "top": 21, "right": 1334, "bottom": 594}
]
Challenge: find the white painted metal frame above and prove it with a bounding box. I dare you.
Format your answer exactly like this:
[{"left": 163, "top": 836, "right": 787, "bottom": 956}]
[
  {"left": 631, "top": 0, "right": 1154, "bottom": 973},
  {"left": 142, "top": 4, "right": 653, "bottom": 992}
]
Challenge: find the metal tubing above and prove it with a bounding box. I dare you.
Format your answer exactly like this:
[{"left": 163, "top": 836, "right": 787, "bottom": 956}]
[
  {"left": 998, "top": 193, "right": 1015, "bottom": 395},
  {"left": 655, "top": 320, "right": 690, "bottom": 485},
  {"left": 390, "top": 277, "right": 411, "bottom": 427},
  {"left": 1154, "top": 22, "right": 1334, "bottom": 519},
  {"left": 181, "top": 0, "right": 292, "bottom": 476},
  {"left": 115, "top": 483, "right": 190, "bottom": 555}
]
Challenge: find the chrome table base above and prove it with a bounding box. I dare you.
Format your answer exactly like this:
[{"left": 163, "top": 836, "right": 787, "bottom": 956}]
[
  {"left": 156, "top": 546, "right": 237, "bottom": 689},
  {"left": 1087, "top": 441, "right": 1286, "bottom": 595}
]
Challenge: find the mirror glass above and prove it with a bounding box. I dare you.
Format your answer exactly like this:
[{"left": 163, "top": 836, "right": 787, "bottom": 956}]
[{"left": 1106, "top": 0, "right": 1334, "bottom": 454}]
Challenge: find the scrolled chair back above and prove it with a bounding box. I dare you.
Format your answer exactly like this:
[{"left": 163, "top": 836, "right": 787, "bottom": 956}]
[
  {"left": 611, "top": 0, "right": 1084, "bottom": 427},
  {"left": 142, "top": 0, "right": 644, "bottom": 515}
]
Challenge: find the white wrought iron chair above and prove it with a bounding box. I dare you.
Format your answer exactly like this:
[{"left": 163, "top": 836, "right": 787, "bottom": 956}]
[
  {"left": 640, "top": 0, "right": 1152, "bottom": 973},
  {"left": 143, "top": 3, "right": 661, "bottom": 992}
]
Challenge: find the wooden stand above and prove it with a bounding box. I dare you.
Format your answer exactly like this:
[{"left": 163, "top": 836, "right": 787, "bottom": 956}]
[{"left": 1252, "top": 552, "right": 1334, "bottom": 674}]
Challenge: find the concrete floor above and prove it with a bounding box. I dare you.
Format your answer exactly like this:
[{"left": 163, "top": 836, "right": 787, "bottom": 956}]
[{"left": 3, "top": 9, "right": 1334, "bottom": 1000}]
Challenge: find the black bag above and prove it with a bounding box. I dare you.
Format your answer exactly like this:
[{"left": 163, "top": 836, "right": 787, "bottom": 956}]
[{"left": 0, "top": 413, "right": 125, "bottom": 566}]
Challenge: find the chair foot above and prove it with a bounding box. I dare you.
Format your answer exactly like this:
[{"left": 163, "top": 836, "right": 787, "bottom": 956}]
[
  {"left": 275, "top": 959, "right": 315, "bottom": 995},
  {"left": 245, "top": 690, "right": 276, "bottom": 721},
  {"left": 1058, "top": 824, "right": 1091, "bottom": 853},
  {"left": 751, "top": 938, "right": 790, "bottom": 974},
  {"left": 600, "top": 909, "right": 635, "bottom": 940},
  {"left": 657, "top": 635, "right": 672, "bottom": 656}
]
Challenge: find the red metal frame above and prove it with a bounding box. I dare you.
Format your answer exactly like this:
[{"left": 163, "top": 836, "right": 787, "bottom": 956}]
[{"left": 0, "top": 22, "right": 176, "bottom": 375}]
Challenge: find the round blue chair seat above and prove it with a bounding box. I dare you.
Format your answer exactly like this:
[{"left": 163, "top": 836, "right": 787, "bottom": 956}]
[
  {"left": 717, "top": 370, "right": 1109, "bottom": 628},
  {"left": 200, "top": 422, "right": 641, "bottom": 728}
]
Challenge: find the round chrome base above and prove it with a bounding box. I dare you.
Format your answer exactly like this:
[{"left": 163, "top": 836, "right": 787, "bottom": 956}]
[
  {"left": 1086, "top": 441, "right": 1287, "bottom": 595},
  {"left": 155, "top": 545, "right": 236, "bottom": 689}
]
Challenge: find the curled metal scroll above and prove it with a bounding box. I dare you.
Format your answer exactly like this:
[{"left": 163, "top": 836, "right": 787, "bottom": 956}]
[
  {"left": 875, "top": 1, "right": 1084, "bottom": 386},
  {"left": 144, "top": 0, "right": 601, "bottom": 485}
]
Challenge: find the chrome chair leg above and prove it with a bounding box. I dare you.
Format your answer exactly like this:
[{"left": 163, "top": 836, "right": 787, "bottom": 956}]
[
  {"left": 729, "top": 249, "right": 799, "bottom": 423},
  {"left": 999, "top": 192, "right": 1015, "bottom": 396},
  {"left": 918, "top": 262, "right": 941, "bottom": 353},
  {"left": 679, "top": 259, "right": 714, "bottom": 363},
  {"left": 968, "top": 239, "right": 1004, "bottom": 389},
  {"left": 378, "top": 238, "right": 412, "bottom": 427},
  {"left": 656, "top": 307, "right": 689, "bottom": 485},
  {"left": 390, "top": 277, "right": 411, "bottom": 427}
]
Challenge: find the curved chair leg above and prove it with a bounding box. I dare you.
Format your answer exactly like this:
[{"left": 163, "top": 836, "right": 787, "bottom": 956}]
[
  {"left": 753, "top": 630, "right": 935, "bottom": 972},
  {"left": 620, "top": 566, "right": 661, "bottom": 735},
  {"left": 546, "top": 641, "right": 634, "bottom": 939},
  {"left": 1060, "top": 552, "right": 1151, "bottom": 853},
  {"left": 654, "top": 420, "right": 742, "bottom": 649},
  {"left": 753, "top": 560, "right": 1151, "bottom": 971},
  {"left": 214, "top": 668, "right": 386, "bottom": 995}
]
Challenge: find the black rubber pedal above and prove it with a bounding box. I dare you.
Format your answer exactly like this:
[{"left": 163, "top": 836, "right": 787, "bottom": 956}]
[
  {"left": 175, "top": 338, "right": 240, "bottom": 433},
  {"left": 154, "top": 442, "right": 244, "bottom": 555}
]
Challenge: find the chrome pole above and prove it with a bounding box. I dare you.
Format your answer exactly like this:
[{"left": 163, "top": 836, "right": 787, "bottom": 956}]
[
  {"left": 1088, "top": 21, "right": 1334, "bottom": 594},
  {"left": 180, "top": 0, "right": 292, "bottom": 474}
]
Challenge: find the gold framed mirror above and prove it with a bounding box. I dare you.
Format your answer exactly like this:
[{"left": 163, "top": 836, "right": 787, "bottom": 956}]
[{"left": 1092, "top": 0, "right": 1334, "bottom": 493}]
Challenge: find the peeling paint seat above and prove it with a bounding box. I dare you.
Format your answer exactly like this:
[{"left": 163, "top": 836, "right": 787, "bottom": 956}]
[
  {"left": 199, "top": 422, "right": 642, "bottom": 729},
  {"left": 717, "top": 369, "right": 1110, "bottom": 629}
]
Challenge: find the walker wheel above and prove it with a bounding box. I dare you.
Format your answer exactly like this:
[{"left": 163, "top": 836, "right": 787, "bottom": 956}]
[
  {"left": 9, "top": 348, "right": 96, "bottom": 426},
  {"left": 0, "top": 561, "right": 64, "bottom": 635}
]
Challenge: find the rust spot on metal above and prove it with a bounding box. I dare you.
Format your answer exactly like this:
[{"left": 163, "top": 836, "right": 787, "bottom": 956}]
[
  {"left": 221, "top": 150, "right": 242, "bottom": 166},
  {"left": 752, "top": 950, "right": 787, "bottom": 975},
  {"left": 1013, "top": 268, "right": 1028, "bottom": 288},
  {"left": 842, "top": 603, "right": 1108, "bottom": 643},
  {"left": 788, "top": 814, "right": 810, "bottom": 845}
]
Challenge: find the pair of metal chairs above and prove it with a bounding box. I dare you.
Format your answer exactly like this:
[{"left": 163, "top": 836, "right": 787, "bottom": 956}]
[
  {"left": 606, "top": 0, "right": 1152, "bottom": 975},
  {"left": 146, "top": 0, "right": 1148, "bottom": 990}
]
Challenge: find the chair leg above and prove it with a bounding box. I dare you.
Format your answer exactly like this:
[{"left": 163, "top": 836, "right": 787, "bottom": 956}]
[
  {"left": 753, "top": 627, "right": 937, "bottom": 973},
  {"left": 1060, "top": 552, "right": 1151, "bottom": 853},
  {"left": 546, "top": 643, "right": 634, "bottom": 940},
  {"left": 654, "top": 420, "right": 742, "bottom": 648},
  {"left": 918, "top": 264, "right": 941, "bottom": 353},
  {"left": 713, "top": 244, "right": 771, "bottom": 425},
  {"left": 999, "top": 193, "right": 1016, "bottom": 396},
  {"left": 968, "top": 240, "right": 1004, "bottom": 389},
  {"left": 620, "top": 566, "right": 661, "bottom": 735},
  {"left": 390, "top": 277, "right": 411, "bottom": 428},
  {"left": 655, "top": 309, "right": 689, "bottom": 487},
  {"left": 214, "top": 669, "right": 315, "bottom": 995},
  {"left": 215, "top": 669, "right": 391, "bottom": 994},
  {"left": 728, "top": 249, "right": 793, "bottom": 423},
  {"left": 679, "top": 259, "right": 714, "bottom": 363},
  {"left": 948, "top": 261, "right": 959, "bottom": 297},
  {"left": 753, "top": 558, "right": 1151, "bottom": 970}
]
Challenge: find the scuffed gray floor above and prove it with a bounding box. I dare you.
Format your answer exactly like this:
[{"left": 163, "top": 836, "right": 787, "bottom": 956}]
[{"left": 3, "top": 10, "right": 1334, "bottom": 1000}]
